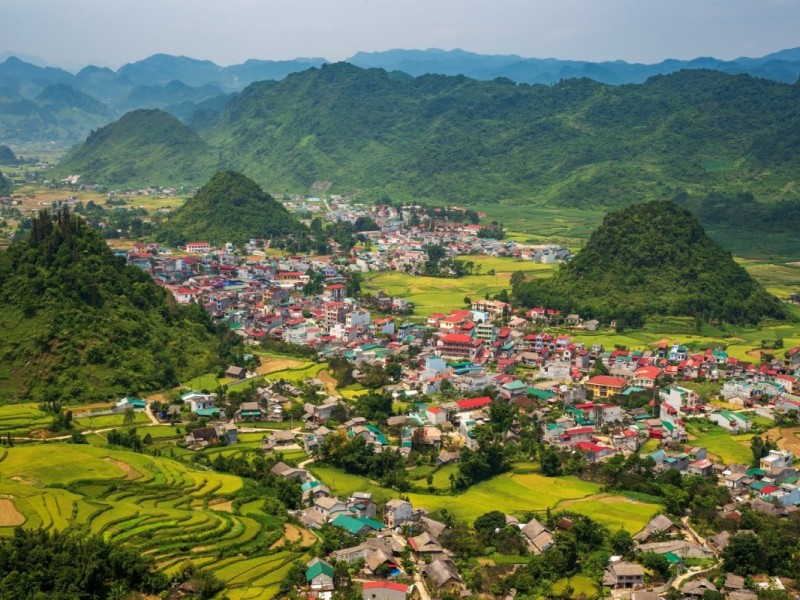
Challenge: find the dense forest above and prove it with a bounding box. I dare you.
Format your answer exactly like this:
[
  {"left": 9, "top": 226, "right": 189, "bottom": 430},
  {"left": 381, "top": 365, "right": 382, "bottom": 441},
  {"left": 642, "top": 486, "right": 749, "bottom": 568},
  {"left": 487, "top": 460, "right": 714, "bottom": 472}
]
[
  {"left": 511, "top": 200, "right": 786, "bottom": 328},
  {"left": 0, "top": 208, "right": 236, "bottom": 402},
  {"left": 0, "top": 528, "right": 168, "bottom": 599},
  {"left": 156, "top": 170, "right": 309, "bottom": 247},
  {"left": 56, "top": 65, "right": 800, "bottom": 207}
]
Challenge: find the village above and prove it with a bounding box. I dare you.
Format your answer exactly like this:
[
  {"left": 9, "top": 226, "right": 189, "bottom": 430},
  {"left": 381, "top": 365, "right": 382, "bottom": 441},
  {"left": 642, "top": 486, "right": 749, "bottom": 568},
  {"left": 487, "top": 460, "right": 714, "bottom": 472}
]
[{"left": 99, "top": 201, "right": 800, "bottom": 600}]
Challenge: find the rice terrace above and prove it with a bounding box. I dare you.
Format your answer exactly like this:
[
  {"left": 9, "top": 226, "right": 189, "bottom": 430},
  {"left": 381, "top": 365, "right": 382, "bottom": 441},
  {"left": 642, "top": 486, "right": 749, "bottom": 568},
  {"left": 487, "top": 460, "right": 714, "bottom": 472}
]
[{"left": 0, "top": 444, "right": 313, "bottom": 599}]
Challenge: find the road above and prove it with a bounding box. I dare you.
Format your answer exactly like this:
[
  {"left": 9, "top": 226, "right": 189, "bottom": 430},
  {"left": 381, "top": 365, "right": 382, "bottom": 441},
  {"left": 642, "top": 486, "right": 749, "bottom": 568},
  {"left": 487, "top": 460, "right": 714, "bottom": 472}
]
[{"left": 671, "top": 517, "right": 718, "bottom": 590}]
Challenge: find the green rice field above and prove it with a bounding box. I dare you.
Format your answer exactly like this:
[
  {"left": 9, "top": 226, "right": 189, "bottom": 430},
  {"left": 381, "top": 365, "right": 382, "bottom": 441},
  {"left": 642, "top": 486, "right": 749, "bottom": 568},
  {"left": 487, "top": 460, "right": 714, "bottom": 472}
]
[{"left": 0, "top": 443, "right": 314, "bottom": 597}]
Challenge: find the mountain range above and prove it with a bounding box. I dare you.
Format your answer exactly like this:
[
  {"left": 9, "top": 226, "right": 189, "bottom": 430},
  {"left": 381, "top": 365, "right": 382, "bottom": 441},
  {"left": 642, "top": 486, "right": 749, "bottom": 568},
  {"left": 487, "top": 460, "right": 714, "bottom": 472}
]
[
  {"left": 54, "top": 63, "right": 800, "bottom": 211},
  {"left": 2, "top": 47, "right": 800, "bottom": 146}
]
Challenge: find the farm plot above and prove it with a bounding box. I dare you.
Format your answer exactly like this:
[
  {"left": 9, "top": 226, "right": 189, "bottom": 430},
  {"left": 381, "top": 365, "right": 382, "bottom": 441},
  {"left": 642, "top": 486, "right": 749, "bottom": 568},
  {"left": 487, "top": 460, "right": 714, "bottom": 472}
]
[{"left": 0, "top": 443, "right": 304, "bottom": 595}]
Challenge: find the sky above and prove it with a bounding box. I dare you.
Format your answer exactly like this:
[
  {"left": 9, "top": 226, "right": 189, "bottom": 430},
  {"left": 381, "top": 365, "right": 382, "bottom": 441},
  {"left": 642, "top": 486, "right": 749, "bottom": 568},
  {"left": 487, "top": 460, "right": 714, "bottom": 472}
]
[{"left": 2, "top": 0, "right": 800, "bottom": 70}]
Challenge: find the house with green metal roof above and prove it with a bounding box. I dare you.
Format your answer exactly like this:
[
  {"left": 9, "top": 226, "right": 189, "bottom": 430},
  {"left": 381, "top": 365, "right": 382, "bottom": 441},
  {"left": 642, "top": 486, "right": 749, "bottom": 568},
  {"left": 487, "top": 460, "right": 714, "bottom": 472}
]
[
  {"left": 330, "top": 514, "right": 385, "bottom": 536},
  {"left": 305, "top": 558, "right": 334, "bottom": 591},
  {"left": 709, "top": 410, "right": 751, "bottom": 434}
]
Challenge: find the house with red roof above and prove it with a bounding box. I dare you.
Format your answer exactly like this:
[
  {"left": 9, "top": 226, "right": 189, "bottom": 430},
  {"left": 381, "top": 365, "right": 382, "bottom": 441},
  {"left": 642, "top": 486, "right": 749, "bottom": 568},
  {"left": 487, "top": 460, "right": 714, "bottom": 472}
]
[
  {"left": 574, "top": 441, "right": 616, "bottom": 463},
  {"left": 361, "top": 581, "right": 414, "bottom": 600},
  {"left": 438, "top": 333, "right": 483, "bottom": 360},
  {"left": 455, "top": 396, "right": 492, "bottom": 412},
  {"left": 585, "top": 376, "right": 628, "bottom": 399},
  {"left": 633, "top": 366, "right": 663, "bottom": 389}
]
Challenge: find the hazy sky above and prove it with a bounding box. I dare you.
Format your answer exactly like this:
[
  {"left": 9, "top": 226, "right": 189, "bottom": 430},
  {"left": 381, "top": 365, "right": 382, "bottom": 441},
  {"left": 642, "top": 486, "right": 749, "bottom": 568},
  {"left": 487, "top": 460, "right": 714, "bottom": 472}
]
[{"left": 3, "top": 0, "right": 800, "bottom": 70}]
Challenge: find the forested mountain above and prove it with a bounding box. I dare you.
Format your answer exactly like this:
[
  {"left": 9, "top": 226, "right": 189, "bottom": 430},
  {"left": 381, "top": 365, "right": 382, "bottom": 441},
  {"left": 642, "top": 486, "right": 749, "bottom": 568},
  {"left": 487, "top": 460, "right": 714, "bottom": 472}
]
[
  {"left": 207, "top": 64, "right": 800, "bottom": 204},
  {"left": 511, "top": 200, "right": 786, "bottom": 328},
  {"left": 156, "top": 170, "right": 308, "bottom": 247},
  {"left": 2, "top": 46, "right": 800, "bottom": 146},
  {"left": 53, "top": 109, "right": 218, "bottom": 186},
  {"left": 0, "top": 208, "right": 230, "bottom": 402},
  {"left": 56, "top": 64, "right": 800, "bottom": 205}
]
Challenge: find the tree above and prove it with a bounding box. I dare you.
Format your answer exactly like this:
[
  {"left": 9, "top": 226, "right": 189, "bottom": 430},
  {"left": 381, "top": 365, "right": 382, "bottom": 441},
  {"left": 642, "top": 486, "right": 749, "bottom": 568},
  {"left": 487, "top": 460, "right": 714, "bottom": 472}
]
[
  {"left": 385, "top": 362, "right": 402, "bottom": 382},
  {"left": 123, "top": 407, "right": 136, "bottom": 426},
  {"left": 464, "top": 296, "right": 472, "bottom": 306},
  {"left": 722, "top": 534, "right": 762, "bottom": 576},
  {"left": 474, "top": 511, "right": 506, "bottom": 536},
  {"left": 540, "top": 446, "right": 562, "bottom": 477},
  {"left": 610, "top": 528, "right": 634, "bottom": 557}
]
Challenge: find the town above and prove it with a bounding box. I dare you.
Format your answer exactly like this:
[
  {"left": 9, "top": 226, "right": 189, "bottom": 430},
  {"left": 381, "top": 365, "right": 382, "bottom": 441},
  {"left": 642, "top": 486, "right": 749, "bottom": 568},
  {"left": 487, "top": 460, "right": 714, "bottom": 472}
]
[{"left": 96, "top": 199, "right": 800, "bottom": 600}]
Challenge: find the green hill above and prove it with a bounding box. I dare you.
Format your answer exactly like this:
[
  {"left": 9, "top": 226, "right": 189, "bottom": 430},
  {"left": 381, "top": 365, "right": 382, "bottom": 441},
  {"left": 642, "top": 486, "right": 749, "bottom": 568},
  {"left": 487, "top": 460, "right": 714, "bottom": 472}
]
[
  {"left": 0, "top": 145, "right": 18, "bottom": 165},
  {"left": 0, "top": 208, "right": 226, "bottom": 402},
  {"left": 511, "top": 200, "right": 786, "bottom": 328},
  {"left": 206, "top": 64, "right": 800, "bottom": 204},
  {"left": 156, "top": 170, "right": 308, "bottom": 247},
  {"left": 53, "top": 108, "right": 217, "bottom": 186},
  {"left": 55, "top": 65, "right": 800, "bottom": 207}
]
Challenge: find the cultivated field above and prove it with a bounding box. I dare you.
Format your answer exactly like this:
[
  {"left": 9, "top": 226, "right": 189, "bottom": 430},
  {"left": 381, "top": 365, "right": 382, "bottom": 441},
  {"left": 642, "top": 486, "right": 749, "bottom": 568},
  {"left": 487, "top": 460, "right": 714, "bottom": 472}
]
[
  {"left": 312, "top": 464, "right": 659, "bottom": 533},
  {"left": 0, "top": 443, "right": 314, "bottom": 597},
  {"left": 685, "top": 422, "right": 754, "bottom": 464}
]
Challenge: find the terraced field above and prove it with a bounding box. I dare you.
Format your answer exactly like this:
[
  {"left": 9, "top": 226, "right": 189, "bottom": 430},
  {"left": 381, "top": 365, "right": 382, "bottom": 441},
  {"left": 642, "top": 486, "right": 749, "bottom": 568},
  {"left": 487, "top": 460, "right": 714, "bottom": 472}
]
[{"left": 0, "top": 444, "right": 315, "bottom": 596}]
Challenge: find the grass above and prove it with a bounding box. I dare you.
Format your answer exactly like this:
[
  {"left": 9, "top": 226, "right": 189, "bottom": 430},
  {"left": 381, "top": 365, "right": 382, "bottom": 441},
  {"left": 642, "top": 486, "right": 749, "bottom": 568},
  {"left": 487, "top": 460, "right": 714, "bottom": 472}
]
[
  {"left": 685, "top": 421, "right": 754, "bottom": 464},
  {"left": 362, "top": 263, "right": 556, "bottom": 318},
  {"left": 553, "top": 575, "right": 599, "bottom": 599},
  {"left": 73, "top": 412, "right": 150, "bottom": 429},
  {"left": 312, "top": 463, "right": 657, "bottom": 532},
  {"left": 267, "top": 362, "right": 327, "bottom": 382}
]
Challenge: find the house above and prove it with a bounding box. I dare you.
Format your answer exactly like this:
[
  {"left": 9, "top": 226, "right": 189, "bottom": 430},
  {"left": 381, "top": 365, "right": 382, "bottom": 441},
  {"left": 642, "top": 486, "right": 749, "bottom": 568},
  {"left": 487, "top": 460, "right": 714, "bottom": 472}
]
[
  {"left": 633, "top": 514, "right": 681, "bottom": 542},
  {"left": 585, "top": 376, "right": 627, "bottom": 399},
  {"left": 603, "top": 561, "right": 644, "bottom": 588},
  {"left": 236, "top": 401, "right": 263, "bottom": 421},
  {"left": 306, "top": 557, "right": 334, "bottom": 591},
  {"left": 682, "top": 578, "right": 717, "bottom": 598},
  {"left": 224, "top": 365, "right": 247, "bottom": 380},
  {"left": 362, "top": 581, "right": 413, "bottom": 600},
  {"left": 423, "top": 558, "right": 463, "bottom": 595},
  {"left": 182, "top": 391, "right": 217, "bottom": 413},
  {"left": 331, "top": 514, "right": 385, "bottom": 536},
  {"left": 185, "top": 427, "right": 218, "bottom": 447},
  {"left": 709, "top": 411, "right": 751, "bottom": 434},
  {"left": 384, "top": 498, "right": 413, "bottom": 528},
  {"left": 632, "top": 366, "right": 662, "bottom": 389},
  {"left": 408, "top": 531, "right": 444, "bottom": 554},
  {"left": 760, "top": 449, "right": 794, "bottom": 472},
  {"left": 314, "top": 497, "right": 348, "bottom": 519},
  {"left": 520, "top": 517, "right": 554, "bottom": 554}
]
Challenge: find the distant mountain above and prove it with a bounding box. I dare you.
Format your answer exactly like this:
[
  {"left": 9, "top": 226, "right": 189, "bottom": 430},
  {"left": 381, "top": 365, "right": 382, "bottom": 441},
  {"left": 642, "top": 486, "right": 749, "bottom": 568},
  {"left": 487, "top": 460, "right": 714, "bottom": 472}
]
[
  {"left": 3, "top": 47, "right": 800, "bottom": 146},
  {"left": 119, "top": 80, "right": 224, "bottom": 111},
  {"left": 348, "top": 47, "right": 800, "bottom": 85},
  {"left": 0, "top": 83, "right": 112, "bottom": 144},
  {"left": 156, "top": 170, "right": 308, "bottom": 247},
  {"left": 0, "top": 208, "right": 224, "bottom": 402},
  {"left": 53, "top": 109, "right": 217, "bottom": 186},
  {"left": 0, "top": 54, "right": 326, "bottom": 145},
  {"left": 512, "top": 200, "right": 786, "bottom": 328}
]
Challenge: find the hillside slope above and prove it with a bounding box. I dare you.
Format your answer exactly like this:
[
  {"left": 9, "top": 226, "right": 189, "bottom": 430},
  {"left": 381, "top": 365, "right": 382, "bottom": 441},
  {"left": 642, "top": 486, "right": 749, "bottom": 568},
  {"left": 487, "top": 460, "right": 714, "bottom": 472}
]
[
  {"left": 53, "top": 109, "right": 218, "bottom": 186},
  {"left": 0, "top": 208, "right": 225, "bottom": 402},
  {"left": 156, "top": 170, "right": 308, "bottom": 247},
  {"left": 511, "top": 200, "right": 786, "bottom": 327},
  {"left": 206, "top": 64, "right": 800, "bottom": 204}
]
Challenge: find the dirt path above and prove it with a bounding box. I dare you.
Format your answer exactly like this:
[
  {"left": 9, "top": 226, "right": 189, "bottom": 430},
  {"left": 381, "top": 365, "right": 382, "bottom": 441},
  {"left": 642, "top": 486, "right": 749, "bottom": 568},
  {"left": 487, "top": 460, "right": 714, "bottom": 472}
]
[
  {"left": 0, "top": 498, "right": 25, "bottom": 526},
  {"left": 555, "top": 493, "right": 609, "bottom": 509},
  {"left": 317, "top": 369, "right": 338, "bottom": 396},
  {"left": 104, "top": 458, "right": 142, "bottom": 480}
]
